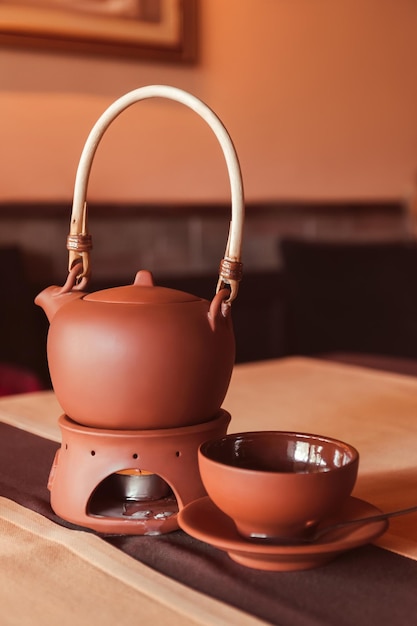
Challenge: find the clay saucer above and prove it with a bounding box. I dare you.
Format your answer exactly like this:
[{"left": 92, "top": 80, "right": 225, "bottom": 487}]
[{"left": 178, "top": 496, "right": 388, "bottom": 571}]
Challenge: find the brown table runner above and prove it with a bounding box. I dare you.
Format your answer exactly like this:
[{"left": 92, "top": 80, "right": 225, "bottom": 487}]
[{"left": 1, "top": 421, "right": 417, "bottom": 626}]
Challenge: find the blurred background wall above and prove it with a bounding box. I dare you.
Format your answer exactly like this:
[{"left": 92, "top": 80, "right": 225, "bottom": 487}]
[{"left": 1, "top": 0, "right": 416, "bottom": 204}]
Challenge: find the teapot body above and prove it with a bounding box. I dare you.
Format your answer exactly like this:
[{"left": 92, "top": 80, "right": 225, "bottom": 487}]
[{"left": 46, "top": 294, "right": 235, "bottom": 429}]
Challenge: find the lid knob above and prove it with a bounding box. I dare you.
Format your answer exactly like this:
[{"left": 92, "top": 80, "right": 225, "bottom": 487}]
[{"left": 134, "top": 270, "right": 155, "bottom": 287}]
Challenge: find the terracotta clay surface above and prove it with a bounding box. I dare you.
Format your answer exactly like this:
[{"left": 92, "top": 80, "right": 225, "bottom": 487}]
[
  {"left": 36, "top": 274, "right": 234, "bottom": 429},
  {"left": 198, "top": 431, "right": 359, "bottom": 541},
  {"left": 48, "top": 410, "right": 231, "bottom": 534},
  {"left": 178, "top": 496, "right": 388, "bottom": 571}
]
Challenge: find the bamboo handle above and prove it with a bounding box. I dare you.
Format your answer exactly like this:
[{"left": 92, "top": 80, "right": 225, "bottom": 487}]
[{"left": 68, "top": 85, "right": 244, "bottom": 302}]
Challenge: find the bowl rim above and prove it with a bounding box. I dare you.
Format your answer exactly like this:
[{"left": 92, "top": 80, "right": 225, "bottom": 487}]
[{"left": 199, "top": 430, "right": 359, "bottom": 473}]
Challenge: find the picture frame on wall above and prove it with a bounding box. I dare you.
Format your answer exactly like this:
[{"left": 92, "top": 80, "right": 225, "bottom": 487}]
[{"left": 0, "top": 0, "right": 197, "bottom": 62}]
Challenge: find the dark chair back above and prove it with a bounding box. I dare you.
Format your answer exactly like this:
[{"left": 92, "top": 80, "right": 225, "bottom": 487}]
[
  {"left": 0, "top": 246, "right": 48, "bottom": 390},
  {"left": 280, "top": 238, "right": 417, "bottom": 359}
]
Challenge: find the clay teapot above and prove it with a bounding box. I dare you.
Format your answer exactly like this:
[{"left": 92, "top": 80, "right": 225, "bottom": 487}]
[{"left": 36, "top": 85, "right": 244, "bottom": 430}]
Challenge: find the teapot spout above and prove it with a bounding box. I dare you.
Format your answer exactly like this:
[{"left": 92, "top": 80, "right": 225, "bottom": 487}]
[
  {"left": 35, "top": 285, "right": 85, "bottom": 323},
  {"left": 35, "top": 263, "right": 88, "bottom": 322}
]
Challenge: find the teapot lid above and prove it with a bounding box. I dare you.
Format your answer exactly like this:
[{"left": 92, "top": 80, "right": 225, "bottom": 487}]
[{"left": 84, "top": 270, "right": 200, "bottom": 304}]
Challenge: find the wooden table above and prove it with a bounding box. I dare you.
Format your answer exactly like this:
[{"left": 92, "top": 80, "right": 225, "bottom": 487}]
[{"left": 1, "top": 357, "right": 417, "bottom": 625}]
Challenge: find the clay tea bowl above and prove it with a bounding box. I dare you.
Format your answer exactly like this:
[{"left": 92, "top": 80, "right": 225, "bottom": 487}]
[{"left": 198, "top": 431, "right": 359, "bottom": 542}]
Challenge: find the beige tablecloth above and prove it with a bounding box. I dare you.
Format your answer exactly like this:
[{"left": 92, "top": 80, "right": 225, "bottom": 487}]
[
  {"left": 0, "top": 497, "right": 261, "bottom": 626},
  {"left": 1, "top": 357, "right": 417, "bottom": 624}
]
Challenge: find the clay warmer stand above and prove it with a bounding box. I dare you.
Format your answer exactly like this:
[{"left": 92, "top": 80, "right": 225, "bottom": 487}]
[{"left": 36, "top": 86, "right": 244, "bottom": 535}]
